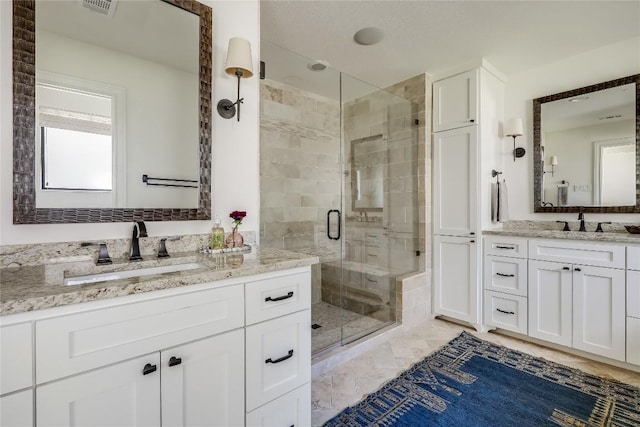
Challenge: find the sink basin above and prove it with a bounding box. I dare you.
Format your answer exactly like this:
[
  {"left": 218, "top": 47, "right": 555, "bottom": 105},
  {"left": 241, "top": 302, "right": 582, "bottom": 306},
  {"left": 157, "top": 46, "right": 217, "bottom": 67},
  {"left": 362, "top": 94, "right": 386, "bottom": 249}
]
[{"left": 63, "top": 262, "right": 203, "bottom": 286}]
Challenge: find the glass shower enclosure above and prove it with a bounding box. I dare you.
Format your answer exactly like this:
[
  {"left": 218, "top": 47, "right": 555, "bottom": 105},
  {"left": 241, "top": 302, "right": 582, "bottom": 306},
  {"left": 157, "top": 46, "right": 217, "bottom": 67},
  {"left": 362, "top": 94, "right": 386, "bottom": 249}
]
[{"left": 260, "top": 41, "right": 420, "bottom": 354}]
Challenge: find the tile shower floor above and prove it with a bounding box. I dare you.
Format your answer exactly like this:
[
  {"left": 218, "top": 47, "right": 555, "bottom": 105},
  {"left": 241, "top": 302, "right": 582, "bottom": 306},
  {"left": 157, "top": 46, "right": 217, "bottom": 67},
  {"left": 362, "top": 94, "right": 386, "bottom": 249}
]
[
  {"left": 312, "top": 301, "right": 387, "bottom": 354},
  {"left": 311, "top": 318, "right": 640, "bottom": 426}
]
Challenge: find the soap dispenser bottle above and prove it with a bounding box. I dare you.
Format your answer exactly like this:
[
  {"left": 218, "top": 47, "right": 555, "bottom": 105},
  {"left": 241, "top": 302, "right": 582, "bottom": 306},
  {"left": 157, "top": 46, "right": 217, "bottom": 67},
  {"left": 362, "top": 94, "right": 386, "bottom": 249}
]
[{"left": 210, "top": 216, "right": 225, "bottom": 250}]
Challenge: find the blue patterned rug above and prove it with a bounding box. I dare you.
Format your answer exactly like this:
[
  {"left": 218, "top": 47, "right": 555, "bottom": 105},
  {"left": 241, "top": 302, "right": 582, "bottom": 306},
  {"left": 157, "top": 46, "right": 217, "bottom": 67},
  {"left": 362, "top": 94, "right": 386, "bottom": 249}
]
[{"left": 323, "top": 331, "right": 639, "bottom": 426}]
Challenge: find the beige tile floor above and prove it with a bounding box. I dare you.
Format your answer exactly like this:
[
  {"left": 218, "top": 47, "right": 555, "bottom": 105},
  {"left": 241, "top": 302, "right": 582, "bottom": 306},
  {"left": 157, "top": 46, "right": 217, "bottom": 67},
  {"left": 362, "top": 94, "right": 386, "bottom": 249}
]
[{"left": 311, "top": 318, "right": 640, "bottom": 426}]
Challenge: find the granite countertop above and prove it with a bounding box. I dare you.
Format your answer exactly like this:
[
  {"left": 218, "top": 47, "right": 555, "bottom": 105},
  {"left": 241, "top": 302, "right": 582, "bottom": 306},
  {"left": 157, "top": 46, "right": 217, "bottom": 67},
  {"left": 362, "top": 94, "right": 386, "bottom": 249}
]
[
  {"left": 0, "top": 247, "right": 318, "bottom": 316},
  {"left": 483, "top": 228, "right": 640, "bottom": 244}
]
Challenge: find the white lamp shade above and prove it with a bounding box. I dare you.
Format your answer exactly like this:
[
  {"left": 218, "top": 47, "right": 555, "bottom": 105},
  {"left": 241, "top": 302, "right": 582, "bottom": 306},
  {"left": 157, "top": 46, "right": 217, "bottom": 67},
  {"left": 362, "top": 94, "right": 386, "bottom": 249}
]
[
  {"left": 550, "top": 155, "right": 558, "bottom": 166},
  {"left": 224, "top": 37, "right": 253, "bottom": 78},
  {"left": 504, "top": 118, "right": 523, "bottom": 137}
]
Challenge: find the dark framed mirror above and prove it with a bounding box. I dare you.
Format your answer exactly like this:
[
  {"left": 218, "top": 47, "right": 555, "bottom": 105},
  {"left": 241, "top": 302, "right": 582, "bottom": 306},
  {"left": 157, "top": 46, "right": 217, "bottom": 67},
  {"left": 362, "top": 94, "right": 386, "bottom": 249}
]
[
  {"left": 533, "top": 74, "right": 640, "bottom": 213},
  {"left": 12, "top": 0, "right": 212, "bottom": 224}
]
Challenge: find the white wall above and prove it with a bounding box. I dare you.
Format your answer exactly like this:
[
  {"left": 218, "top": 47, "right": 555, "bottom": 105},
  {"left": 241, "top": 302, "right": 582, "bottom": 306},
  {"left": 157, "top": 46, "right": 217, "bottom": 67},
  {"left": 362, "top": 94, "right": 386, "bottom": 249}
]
[
  {"left": 504, "top": 36, "right": 640, "bottom": 222},
  {"left": 0, "top": 0, "right": 260, "bottom": 245}
]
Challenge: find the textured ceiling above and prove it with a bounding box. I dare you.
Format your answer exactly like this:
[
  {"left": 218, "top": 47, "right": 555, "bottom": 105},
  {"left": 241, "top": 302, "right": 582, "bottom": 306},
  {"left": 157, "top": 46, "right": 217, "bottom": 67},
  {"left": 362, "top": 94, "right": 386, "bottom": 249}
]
[{"left": 261, "top": 0, "right": 640, "bottom": 90}]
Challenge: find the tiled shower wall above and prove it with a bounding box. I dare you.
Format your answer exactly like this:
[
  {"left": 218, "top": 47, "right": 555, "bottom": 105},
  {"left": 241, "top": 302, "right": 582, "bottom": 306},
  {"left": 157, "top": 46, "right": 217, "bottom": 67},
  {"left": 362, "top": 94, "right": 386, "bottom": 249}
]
[{"left": 260, "top": 80, "right": 342, "bottom": 303}]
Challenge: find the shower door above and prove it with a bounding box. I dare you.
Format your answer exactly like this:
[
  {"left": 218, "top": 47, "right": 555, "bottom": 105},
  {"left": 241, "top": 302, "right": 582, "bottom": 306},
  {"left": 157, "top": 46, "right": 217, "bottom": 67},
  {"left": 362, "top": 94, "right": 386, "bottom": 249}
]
[{"left": 260, "top": 40, "right": 419, "bottom": 354}]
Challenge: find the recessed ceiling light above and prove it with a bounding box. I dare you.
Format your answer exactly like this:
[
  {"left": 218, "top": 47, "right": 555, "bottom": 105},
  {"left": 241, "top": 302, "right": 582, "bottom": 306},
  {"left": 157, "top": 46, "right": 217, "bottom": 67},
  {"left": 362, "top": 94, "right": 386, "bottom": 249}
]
[
  {"left": 307, "top": 60, "right": 329, "bottom": 72},
  {"left": 353, "top": 27, "right": 384, "bottom": 46}
]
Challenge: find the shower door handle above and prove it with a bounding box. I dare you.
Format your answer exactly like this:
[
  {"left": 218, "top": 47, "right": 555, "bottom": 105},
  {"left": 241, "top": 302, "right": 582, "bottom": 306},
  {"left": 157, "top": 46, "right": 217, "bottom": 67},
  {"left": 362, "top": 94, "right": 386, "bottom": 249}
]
[{"left": 327, "top": 209, "right": 341, "bottom": 240}]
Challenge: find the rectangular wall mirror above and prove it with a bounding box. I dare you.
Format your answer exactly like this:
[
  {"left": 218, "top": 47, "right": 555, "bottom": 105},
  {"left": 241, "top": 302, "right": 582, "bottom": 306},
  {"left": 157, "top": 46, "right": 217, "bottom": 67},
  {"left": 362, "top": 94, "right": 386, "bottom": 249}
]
[
  {"left": 12, "top": 0, "right": 212, "bottom": 224},
  {"left": 533, "top": 74, "right": 640, "bottom": 213}
]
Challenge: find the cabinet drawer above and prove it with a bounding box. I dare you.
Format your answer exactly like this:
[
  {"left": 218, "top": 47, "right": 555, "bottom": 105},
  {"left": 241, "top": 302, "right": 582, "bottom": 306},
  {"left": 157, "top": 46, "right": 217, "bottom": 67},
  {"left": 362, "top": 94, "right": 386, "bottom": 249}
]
[
  {"left": 483, "top": 291, "right": 527, "bottom": 334},
  {"left": 627, "top": 271, "right": 640, "bottom": 318},
  {"left": 627, "top": 317, "right": 640, "bottom": 366},
  {"left": 529, "top": 239, "right": 624, "bottom": 269},
  {"left": 628, "top": 246, "right": 640, "bottom": 271},
  {"left": 245, "top": 271, "right": 311, "bottom": 326},
  {"left": 246, "top": 383, "right": 310, "bottom": 427},
  {"left": 246, "top": 310, "right": 311, "bottom": 411},
  {"left": 36, "top": 284, "right": 243, "bottom": 384},
  {"left": 0, "top": 389, "right": 33, "bottom": 427},
  {"left": 483, "top": 256, "right": 527, "bottom": 297},
  {"left": 484, "top": 236, "right": 528, "bottom": 258},
  {"left": 1, "top": 323, "right": 32, "bottom": 395}
]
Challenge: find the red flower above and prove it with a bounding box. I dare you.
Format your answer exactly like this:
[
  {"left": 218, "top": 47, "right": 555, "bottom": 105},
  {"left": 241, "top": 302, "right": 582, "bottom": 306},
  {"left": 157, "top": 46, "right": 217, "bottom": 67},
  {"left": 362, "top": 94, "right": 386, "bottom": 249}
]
[{"left": 229, "top": 211, "right": 246, "bottom": 231}]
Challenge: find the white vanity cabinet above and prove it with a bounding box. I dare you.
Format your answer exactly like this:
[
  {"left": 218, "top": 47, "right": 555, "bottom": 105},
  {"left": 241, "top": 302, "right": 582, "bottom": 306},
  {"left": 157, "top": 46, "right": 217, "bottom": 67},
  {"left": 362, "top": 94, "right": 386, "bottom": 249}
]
[
  {"left": 432, "top": 63, "right": 504, "bottom": 329},
  {"left": 627, "top": 246, "right": 640, "bottom": 366},
  {"left": 0, "top": 266, "right": 313, "bottom": 427},
  {"left": 35, "top": 284, "right": 246, "bottom": 427},
  {"left": 527, "top": 240, "right": 626, "bottom": 361}
]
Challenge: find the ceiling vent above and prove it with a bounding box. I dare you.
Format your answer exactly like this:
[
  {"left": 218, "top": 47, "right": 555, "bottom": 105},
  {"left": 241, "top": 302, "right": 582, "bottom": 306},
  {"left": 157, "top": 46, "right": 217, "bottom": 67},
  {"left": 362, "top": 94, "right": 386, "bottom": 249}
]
[{"left": 79, "top": 0, "right": 118, "bottom": 18}]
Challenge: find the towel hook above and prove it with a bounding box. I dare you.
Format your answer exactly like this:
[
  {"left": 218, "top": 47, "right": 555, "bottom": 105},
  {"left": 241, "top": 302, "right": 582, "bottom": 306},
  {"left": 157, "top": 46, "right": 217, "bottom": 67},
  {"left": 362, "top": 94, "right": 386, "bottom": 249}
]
[{"left": 492, "top": 170, "right": 503, "bottom": 183}]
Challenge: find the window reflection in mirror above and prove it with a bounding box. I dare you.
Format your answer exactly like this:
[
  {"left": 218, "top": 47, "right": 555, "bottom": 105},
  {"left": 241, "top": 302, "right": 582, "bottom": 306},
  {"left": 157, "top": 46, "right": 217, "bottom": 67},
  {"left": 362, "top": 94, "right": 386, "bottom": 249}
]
[{"left": 540, "top": 82, "right": 636, "bottom": 207}]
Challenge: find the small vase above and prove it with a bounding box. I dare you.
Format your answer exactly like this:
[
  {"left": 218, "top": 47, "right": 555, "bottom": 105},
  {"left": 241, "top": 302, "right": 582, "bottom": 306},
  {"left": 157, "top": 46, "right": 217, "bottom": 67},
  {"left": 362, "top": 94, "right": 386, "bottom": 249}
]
[{"left": 225, "top": 229, "right": 244, "bottom": 248}]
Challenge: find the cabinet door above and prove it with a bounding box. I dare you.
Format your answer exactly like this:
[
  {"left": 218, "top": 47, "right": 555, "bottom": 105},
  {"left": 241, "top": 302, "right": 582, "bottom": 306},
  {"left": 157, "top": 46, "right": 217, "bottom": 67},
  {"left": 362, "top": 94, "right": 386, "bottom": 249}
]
[
  {"left": 1, "top": 389, "right": 33, "bottom": 427},
  {"left": 572, "top": 266, "right": 625, "bottom": 361},
  {"left": 433, "top": 127, "right": 478, "bottom": 236},
  {"left": 433, "top": 70, "right": 478, "bottom": 132},
  {"left": 433, "top": 235, "right": 479, "bottom": 324},
  {"left": 161, "top": 329, "right": 244, "bottom": 427},
  {"left": 37, "top": 354, "right": 160, "bottom": 427},
  {"left": 528, "top": 260, "right": 572, "bottom": 347}
]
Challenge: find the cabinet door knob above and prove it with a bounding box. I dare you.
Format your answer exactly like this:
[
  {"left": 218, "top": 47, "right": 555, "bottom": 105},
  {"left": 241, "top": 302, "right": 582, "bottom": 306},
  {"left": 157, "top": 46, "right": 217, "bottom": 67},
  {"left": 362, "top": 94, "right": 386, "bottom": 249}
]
[
  {"left": 574, "top": 267, "right": 582, "bottom": 272},
  {"left": 142, "top": 363, "right": 157, "bottom": 375},
  {"left": 470, "top": 240, "right": 475, "bottom": 243},
  {"left": 265, "top": 291, "right": 294, "bottom": 302},
  {"left": 562, "top": 266, "right": 570, "bottom": 270},
  {"left": 168, "top": 356, "right": 182, "bottom": 367},
  {"left": 469, "top": 119, "right": 475, "bottom": 123},
  {"left": 265, "top": 349, "right": 294, "bottom": 364}
]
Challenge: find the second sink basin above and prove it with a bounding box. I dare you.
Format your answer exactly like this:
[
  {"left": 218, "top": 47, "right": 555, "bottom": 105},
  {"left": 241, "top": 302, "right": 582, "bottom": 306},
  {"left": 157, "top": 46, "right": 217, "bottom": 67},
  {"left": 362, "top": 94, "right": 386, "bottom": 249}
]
[{"left": 63, "top": 262, "right": 203, "bottom": 286}]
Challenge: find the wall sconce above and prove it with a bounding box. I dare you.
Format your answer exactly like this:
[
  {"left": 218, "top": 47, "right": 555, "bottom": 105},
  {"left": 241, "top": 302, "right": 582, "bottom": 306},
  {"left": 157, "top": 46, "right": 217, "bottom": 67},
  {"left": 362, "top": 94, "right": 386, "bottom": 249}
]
[
  {"left": 217, "top": 37, "right": 253, "bottom": 122},
  {"left": 548, "top": 155, "right": 558, "bottom": 176},
  {"left": 504, "top": 118, "right": 525, "bottom": 161}
]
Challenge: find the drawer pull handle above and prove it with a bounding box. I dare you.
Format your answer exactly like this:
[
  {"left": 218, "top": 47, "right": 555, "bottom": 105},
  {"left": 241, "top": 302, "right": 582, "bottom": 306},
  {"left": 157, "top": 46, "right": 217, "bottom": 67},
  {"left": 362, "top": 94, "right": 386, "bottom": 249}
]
[
  {"left": 142, "top": 363, "right": 157, "bottom": 375},
  {"left": 496, "top": 273, "right": 515, "bottom": 277},
  {"left": 574, "top": 267, "right": 582, "bottom": 272},
  {"left": 168, "top": 356, "right": 182, "bottom": 367},
  {"left": 496, "top": 308, "right": 515, "bottom": 315},
  {"left": 562, "top": 266, "right": 570, "bottom": 270},
  {"left": 368, "top": 253, "right": 377, "bottom": 257},
  {"left": 367, "top": 278, "right": 377, "bottom": 282},
  {"left": 265, "top": 349, "right": 294, "bottom": 364},
  {"left": 265, "top": 291, "right": 294, "bottom": 302},
  {"left": 496, "top": 245, "right": 515, "bottom": 250}
]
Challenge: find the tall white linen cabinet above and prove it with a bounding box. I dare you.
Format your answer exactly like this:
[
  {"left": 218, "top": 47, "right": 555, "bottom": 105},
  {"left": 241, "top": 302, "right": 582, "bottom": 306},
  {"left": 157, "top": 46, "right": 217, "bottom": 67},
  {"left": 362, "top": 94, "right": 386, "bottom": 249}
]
[{"left": 432, "top": 62, "right": 505, "bottom": 330}]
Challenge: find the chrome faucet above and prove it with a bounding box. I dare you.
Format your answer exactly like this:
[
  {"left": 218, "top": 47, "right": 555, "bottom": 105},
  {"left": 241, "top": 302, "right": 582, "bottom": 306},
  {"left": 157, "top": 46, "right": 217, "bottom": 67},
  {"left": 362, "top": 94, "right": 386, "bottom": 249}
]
[
  {"left": 578, "top": 212, "right": 586, "bottom": 232},
  {"left": 129, "top": 221, "right": 148, "bottom": 261}
]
